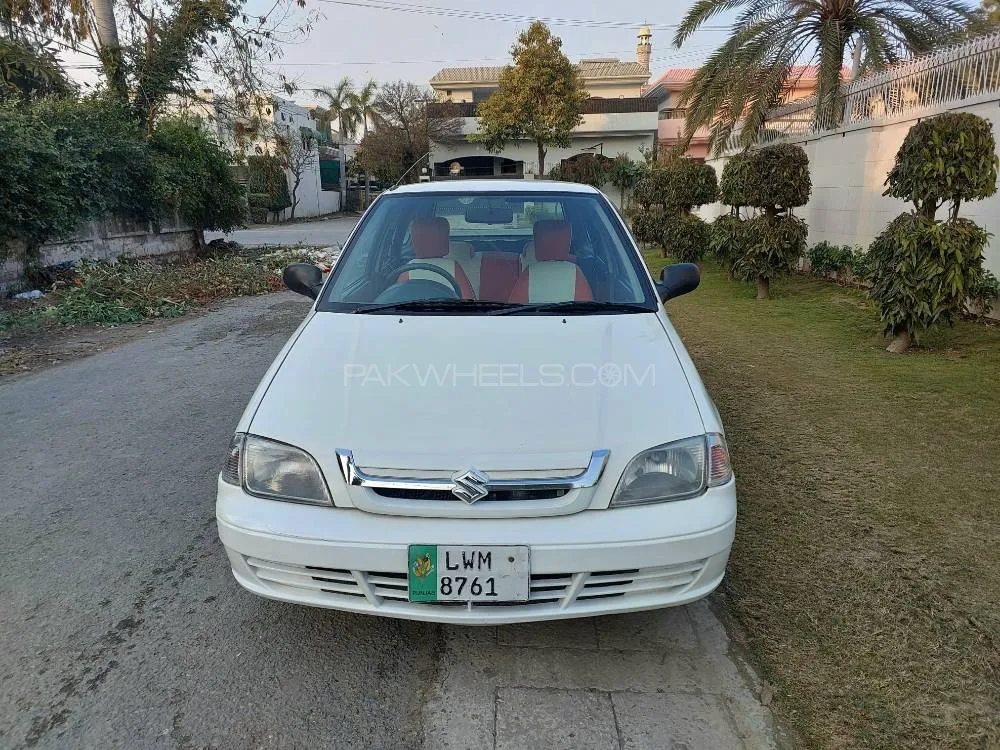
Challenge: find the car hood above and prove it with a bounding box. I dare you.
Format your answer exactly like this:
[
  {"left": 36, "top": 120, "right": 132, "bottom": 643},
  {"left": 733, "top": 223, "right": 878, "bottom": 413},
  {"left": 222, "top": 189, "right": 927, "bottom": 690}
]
[{"left": 249, "top": 312, "right": 705, "bottom": 474}]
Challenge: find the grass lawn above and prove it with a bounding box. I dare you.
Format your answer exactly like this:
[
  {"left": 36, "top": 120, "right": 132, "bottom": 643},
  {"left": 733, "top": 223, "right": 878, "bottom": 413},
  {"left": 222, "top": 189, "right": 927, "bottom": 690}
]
[{"left": 644, "top": 253, "right": 1000, "bottom": 749}]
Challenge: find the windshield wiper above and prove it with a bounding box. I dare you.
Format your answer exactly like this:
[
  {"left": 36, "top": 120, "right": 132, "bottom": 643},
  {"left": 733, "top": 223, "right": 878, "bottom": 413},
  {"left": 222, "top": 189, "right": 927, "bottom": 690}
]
[
  {"left": 493, "top": 300, "right": 655, "bottom": 316},
  {"left": 353, "top": 299, "right": 516, "bottom": 314}
]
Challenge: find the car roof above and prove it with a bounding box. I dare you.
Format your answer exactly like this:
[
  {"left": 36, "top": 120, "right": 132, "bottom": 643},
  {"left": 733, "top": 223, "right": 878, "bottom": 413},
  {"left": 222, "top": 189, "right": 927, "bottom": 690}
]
[{"left": 389, "top": 180, "right": 601, "bottom": 195}]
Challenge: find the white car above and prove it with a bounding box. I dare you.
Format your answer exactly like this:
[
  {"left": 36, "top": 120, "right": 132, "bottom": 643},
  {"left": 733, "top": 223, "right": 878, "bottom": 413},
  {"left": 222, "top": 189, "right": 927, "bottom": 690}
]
[{"left": 217, "top": 180, "right": 736, "bottom": 625}]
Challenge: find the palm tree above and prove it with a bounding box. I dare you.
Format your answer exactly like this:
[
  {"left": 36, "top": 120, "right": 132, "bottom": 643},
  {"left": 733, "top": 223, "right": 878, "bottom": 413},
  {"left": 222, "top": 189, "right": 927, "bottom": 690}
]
[
  {"left": 674, "top": 0, "right": 973, "bottom": 154},
  {"left": 349, "top": 78, "right": 379, "bottom": 202},
  {"left": 312, "top": 76, "right": 359, "bottom": 142}
]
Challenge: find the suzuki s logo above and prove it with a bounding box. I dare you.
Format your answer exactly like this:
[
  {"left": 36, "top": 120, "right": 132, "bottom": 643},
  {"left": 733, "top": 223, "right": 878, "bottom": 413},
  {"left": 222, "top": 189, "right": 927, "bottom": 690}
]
[{"left": 450, "top": 468, "right": 490, "bottom": 504}]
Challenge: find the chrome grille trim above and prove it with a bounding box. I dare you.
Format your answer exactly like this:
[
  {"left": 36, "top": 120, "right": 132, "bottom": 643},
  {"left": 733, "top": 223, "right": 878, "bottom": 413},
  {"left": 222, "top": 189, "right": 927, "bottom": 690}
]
[
  {"left": 243, "top": 556, "right": 706, "bottom": 611},
  {"left": 335, "top": 449, "right": 610, "bottom": 497}
]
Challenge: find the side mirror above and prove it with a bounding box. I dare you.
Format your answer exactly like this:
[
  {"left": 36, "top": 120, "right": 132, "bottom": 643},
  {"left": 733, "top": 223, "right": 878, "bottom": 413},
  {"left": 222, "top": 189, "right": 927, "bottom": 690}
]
[
  {"left": 283, "top": 263, "right": 324, "bottom": 300},
  {"left": 656, "top": 263, "right": 700, "bottom": 302}
]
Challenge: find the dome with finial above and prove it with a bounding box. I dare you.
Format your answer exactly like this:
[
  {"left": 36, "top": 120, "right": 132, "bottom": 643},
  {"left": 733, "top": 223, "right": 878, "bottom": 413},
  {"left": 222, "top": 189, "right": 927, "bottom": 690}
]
[{"left": 638, "top": 25, "right": 652, "bottom": 39}]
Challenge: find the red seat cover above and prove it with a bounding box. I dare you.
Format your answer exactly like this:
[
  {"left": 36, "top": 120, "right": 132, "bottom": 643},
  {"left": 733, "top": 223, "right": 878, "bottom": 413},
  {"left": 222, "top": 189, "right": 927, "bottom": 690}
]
[
  {"left": 508, "top": 220, "right": 593, "bottom": 303},
  {"left": 399, "top": 218, "right": 475, "bottom": 298}
]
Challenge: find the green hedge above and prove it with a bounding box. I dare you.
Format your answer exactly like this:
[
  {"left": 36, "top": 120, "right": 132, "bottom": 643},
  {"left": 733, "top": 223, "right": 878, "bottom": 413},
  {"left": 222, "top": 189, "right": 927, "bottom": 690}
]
[
  {"left": 709, "top": 215, "right": 744, "bottom": 272},
  {"left": 0, "top": 99, "right": 246, "bottom": 272},
  {"left": 662, "top": 213, "right": 710, "bottom": 263},
  {"left": 719, "top": 152, "right": 753, "bottom": 208},
  {"left": 869, "top": 215, "right": 987, "bottom": 340},
  {"left": 734, "top": 214, "right": 808, "bottom": 297},
  {"left": 248, "top": 154, "right": 292, "bottom": 213},
  {"left": 744, "top": 143, "right": 812, "bottom": 210},
  {"left": 885, "top": 112, "right": 998, "bottom": 213}
]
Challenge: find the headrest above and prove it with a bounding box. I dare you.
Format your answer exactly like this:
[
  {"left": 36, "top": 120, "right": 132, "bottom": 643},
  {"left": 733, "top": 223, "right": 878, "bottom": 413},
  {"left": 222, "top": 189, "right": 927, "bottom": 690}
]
[
  {"left": 411, "top": 217, "right": 450, "bottom": 258},
  {"left": 533, "top": 220, "right": 572, "bottom": 261},
  {"left": 449, "top": 241, "right": 474, "bottom": 261}
]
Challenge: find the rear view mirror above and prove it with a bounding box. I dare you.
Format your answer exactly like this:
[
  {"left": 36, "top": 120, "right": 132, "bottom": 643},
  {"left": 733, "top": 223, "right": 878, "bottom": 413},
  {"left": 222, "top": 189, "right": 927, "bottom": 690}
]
[
  {"left": 283, "top": 263, "right": 324, "bottom": 300},
  {"left": 465, "top": 199, "right": 514, "bottom": 224},
  {"left": 656, "top": 263, "right": 700, "bottom": 302}
]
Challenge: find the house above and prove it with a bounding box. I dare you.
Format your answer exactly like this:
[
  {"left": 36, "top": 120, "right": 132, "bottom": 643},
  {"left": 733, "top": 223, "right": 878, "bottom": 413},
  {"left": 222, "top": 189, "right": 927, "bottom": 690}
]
[
  {"left": 426, "top": 27, "right": 658, "bottom": 179},
  {"left": 644, "top": 66, "right": 851, "bottom": 159},
  {"left": 165, "top": 91, "right": 340, "bottom": 219}
]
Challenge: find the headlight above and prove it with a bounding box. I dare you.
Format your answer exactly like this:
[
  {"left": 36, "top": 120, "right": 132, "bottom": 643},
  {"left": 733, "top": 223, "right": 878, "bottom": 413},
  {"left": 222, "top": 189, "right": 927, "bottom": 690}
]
[
  {"left": 610, "top": 433, "right": 732, "bottom": 507},
  {"left": 220, "top": 432, "right": 332, "bottom": 506}
]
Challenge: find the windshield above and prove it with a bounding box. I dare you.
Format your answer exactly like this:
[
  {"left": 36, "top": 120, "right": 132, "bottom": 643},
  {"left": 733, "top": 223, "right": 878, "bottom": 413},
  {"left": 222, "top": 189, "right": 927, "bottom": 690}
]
[{"left": 318, "top": 190, "right": 657, "bottom": 313}]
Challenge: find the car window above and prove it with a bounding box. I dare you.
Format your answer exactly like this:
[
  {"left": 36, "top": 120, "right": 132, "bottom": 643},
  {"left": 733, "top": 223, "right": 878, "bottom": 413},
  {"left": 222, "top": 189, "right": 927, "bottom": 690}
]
[{"left": 320, "top": 190, "right": 656, "bottom": 313}]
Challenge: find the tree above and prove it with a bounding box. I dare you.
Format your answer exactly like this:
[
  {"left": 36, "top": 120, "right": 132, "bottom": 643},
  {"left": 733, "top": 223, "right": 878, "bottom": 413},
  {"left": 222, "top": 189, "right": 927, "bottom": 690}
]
[
  {"left": 278, "top": 128, "right": 317, "bottom": 219},
  {"left": 0, "top": 37, "right": 73, "bottom": 100},
  {"left": 606, "top": 153, "right": 645, "bottom": 209},
  {"left": 349, "top": 78, "right": 379, "bottom": 203},
  {"left": 674, "top": 1, "right": 973, "bottom": 154},
  {"left": 869, "top": 112, "right": 997, "bottom": 352},
  {"left": 312, "top": 76, "right": 358, "bottom": 140},
  {"left": 471, "top": 21, "right": 587, "bottom": 175},
  {"left": 733, "top": 144, "right": 812, "bottom": 299},
  {"left": 150, "top": 117, "right": 246, "bottom": 244},
  {"left": 357, "top": 80, "right": 461, "bottom": 185}
]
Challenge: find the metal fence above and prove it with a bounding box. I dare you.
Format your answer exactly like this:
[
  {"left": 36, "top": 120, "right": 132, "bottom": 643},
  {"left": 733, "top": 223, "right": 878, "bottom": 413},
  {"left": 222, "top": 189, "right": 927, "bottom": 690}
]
[{"left": 725, "top": 31, "right": 1000, "bottom": 152}]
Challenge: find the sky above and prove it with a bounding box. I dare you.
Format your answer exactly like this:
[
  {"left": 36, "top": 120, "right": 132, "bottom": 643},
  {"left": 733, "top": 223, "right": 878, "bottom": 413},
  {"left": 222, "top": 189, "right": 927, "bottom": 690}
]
[{"left": 59, "top": 0, "right": 734, "bottom": 102}]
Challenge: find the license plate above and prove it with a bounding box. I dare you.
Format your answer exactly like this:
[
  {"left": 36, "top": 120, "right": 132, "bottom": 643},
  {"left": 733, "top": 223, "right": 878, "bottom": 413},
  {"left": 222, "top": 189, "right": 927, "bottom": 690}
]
[{"left": 408, "top": 545, "right": 530, "bottom": 602}]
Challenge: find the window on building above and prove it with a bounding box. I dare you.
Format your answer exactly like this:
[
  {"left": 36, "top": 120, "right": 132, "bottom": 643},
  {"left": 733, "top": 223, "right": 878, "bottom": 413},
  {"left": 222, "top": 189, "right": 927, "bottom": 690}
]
[{"left": 658, "top": 108, "right": 687, "bottom": 120}]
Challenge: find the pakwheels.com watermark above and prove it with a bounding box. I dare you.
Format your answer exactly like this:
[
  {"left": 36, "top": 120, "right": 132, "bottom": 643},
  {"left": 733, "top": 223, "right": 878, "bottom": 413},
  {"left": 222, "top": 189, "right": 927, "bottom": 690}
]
[{"left": 343, "top": 363, "right": 656, "bottom": 388}]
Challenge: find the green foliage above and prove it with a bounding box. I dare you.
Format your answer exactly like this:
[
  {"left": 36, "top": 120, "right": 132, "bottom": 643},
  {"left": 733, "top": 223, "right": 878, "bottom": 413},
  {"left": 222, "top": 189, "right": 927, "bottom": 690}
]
[
  {"left": 470, "top": 21, "right": 588, "bottom": 174},
  {"left": 606, "top": 153, "right": 645, "bottom": 206},
  {"left": 247, "top": 194, "right": 270, "bottom": 224},
  {"left": 849, "top": 249, "right": 874, "bottom": 282},
  {"left": 0, "top": 102, "right": 81, "bottom": 264},
  {"left": 629, "top": 206, "right": 665, "bottom": 246},
  {"left": 884, "top": 112, "right": 999, "bottom": 216},
  {"left": 674, "top": 0, "right": 972, "bottom": 154},
  {"left": 551, "top": 154, "right": 609, "bottom": 187},
  {"left": 0, "top": 98, "right": 152, "bottom": 267},
  {"left": 967, "top": 268, "right": 1000, "bottom": 314},
  {"left": 734, "top": 214, "right": 808, "bottom": 284},
  {"left": 868, "top": 214, "right": 987, "bottom": 339},
  {"left": 0, "top": 37, "right": 73, "bottom": 100},
  {"left": 709, "top": 214, "right": 745, "bottom": 269},
  {"left": 660, "top": 158, "right": 718, "bottom": 211},
  {"left": 150, "top": 118, "right": 246, "bottom": 232},
  {"left": 744, "top": 144, "right": 811, "bottom": 210},
  {"left": 808, "top": 241, "right": 857, "bottom": 276},
  {"left": 37, "top": 97, "right": 154, "bottom": 223},
  {"left": 247, "top": 153, "right": 292, "bottom": 213},
  {"left": 719, "top": 152, "right": 753, "bottom": 208},
  {"left": 662, "top": 213, "right": 710, "bottom": 262}
]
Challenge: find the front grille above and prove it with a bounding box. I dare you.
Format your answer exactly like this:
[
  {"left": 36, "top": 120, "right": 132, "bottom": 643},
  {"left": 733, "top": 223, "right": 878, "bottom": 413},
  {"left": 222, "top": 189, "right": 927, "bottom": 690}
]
[
  {"left": 371, "top": 488, "right": 568, "bottom": 502},
  {"left": 244, "top": 557, "right": 706, "bottom": 611}
]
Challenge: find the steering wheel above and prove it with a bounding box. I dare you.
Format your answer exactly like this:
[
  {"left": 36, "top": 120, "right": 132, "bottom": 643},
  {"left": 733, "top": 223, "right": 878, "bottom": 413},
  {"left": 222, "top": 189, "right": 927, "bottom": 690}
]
[{"left": 380, "top": 261, "right": 464, "bottom": 299}]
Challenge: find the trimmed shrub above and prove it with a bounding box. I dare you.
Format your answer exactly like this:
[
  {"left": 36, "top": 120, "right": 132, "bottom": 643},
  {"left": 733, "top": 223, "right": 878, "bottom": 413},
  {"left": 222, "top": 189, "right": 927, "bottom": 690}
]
[
  {"left": 808, "top": 241, "right": 856, "bottom": 277},
  {"left": 885, "top": 112, "right": 998, "bottom": 217},
  {"left": 849, "top": 248, "right": 874, "bottom": 282},
  {"left": 719, "top": 152, "right": 753, "bottom": 210},
  {"left": 629, "top": 206, "right": 665, "bottom": 246},
  {"left": 150, "top": 119, "right": 246, "bottom": 236},
  {"left": 662, "top": 213, "right": 710, "bottom": 263},
  {"left": 247, "top": 194, "right": 270, "bottom": 224},
  {"left": 869, "top": 215, "right": 987, "bottom": 341},
  {"left": 872, "top": 112, "right": 997, "bottom": 351},
  {"left": 735, "top": 215, "right": 808, "bottom": 299},
  {"left": 660, "top": 158, "right": 717, "bottom": 211},
  {"left": 968, "top": 268, "right": 1000, "bottom": 316},
  {"left": 710, "top": 215, "right": 744, "bottom": 277},
  {"left": 247, "top": 154, "right": 292, "bottom": 214},
  {"left": 745, "top": 143, "right": 812, "bottom": 211}
]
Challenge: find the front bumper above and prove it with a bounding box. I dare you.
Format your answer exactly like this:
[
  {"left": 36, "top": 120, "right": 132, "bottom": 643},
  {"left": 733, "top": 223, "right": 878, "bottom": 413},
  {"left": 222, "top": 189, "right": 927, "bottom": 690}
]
[{"left": 216, "top": 478, "right": 736, "bottom": 625}]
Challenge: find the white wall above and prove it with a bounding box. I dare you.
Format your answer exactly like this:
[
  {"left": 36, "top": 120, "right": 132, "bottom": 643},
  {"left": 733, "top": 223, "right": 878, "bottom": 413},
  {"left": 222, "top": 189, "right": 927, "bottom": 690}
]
[
  {"left": 280, "top": 159, "right": 340, "bottom": 220},
  {"left": 701, "top": 99, "right": 1000, "bottom": 276}
]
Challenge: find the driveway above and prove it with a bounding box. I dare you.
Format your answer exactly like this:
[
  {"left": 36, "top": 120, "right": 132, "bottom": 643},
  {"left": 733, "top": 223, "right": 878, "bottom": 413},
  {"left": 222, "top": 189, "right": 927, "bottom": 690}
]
[
  {"left": 0, "top": 293, "right": 779, "bottom": 749},
  {"left": 206, "top": 215, "right": 359, "bottom": 248}
]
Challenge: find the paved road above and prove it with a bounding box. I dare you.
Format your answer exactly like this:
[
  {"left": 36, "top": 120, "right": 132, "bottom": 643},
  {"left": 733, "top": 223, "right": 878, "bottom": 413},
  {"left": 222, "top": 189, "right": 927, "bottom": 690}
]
[
  {"left": 1, "top": 299, "right": 778, "bottom": 748},
  {"left": 206, "top": 216, "right": 359, "bottom": 248}
]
